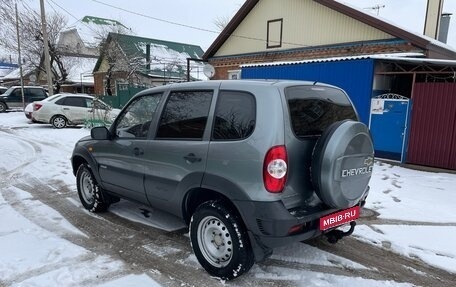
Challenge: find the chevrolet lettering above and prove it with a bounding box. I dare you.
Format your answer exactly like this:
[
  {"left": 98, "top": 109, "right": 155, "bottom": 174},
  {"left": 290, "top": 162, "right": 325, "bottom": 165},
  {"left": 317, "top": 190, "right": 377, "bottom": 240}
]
[{"left": 341, "top": 165, "right": 374, "bottom": 178}]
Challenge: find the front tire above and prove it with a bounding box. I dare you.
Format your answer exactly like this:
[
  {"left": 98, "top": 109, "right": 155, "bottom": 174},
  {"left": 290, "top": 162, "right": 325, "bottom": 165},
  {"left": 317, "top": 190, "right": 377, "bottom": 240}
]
[
  {"left": 51, "top": 115, "right": 67, "bottom": 129},
  {"left": 0, "top": 102, "right": 7, "bottom": 113},
  {"left": 190, "top": 200, "right": 254, "bottom": 280},
  {"left": 76, "top": 164, "right": 110, "bottom": 212}
]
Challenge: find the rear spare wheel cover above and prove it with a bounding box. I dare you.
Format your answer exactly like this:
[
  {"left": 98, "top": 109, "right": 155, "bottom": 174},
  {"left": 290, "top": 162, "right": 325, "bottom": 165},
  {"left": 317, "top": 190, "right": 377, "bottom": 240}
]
[{"left": 311, "top": 120, "right": 374, "bottom": 209}]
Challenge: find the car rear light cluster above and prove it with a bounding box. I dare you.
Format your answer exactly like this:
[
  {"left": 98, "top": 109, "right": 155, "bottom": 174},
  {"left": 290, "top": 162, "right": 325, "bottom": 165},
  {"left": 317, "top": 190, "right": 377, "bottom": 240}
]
[
  {"left": 34, "top": 103, "right": 42, "bottom": 111},
  {"left": 263, "top": 145, "right": 288, "bottom": 193}
]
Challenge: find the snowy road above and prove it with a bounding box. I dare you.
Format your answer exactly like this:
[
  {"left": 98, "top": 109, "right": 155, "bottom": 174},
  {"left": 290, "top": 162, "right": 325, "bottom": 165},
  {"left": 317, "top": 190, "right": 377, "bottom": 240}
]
[{"left": 1, "top": 112, "right": 455, "bottom": 287}]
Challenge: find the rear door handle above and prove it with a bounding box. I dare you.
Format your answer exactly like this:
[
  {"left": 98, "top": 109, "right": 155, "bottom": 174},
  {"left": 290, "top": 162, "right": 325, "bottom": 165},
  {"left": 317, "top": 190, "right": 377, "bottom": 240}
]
[
  {"left": 133, "top": 147, "right": 144, "bottom": 156},
  {"left": 184, "top": 153, "right": 201, "bottom": 163},
  {"left": 63, "top": 108, "right": 70, "bottom": 110}
]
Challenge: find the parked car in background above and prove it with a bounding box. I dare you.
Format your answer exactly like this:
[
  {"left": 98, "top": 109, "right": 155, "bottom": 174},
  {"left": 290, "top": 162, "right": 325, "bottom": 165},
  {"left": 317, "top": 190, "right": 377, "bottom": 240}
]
[
  {"left": 32, "top": 93, "right": 120, "bottom": 128},
  {"left": 0, "top": 86, "right": 8, "bottom": 95},
  {"left": 0, "top": 86, "right": 48, "bottom": 112},
  {"left": 24, "top": 94, "right": 63, "bottom": 120}
]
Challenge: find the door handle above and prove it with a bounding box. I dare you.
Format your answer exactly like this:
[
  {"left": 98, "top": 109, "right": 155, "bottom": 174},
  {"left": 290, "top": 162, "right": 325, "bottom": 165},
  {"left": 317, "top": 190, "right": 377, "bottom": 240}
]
[
  {"left": 63, "top": 108, "right": 70, "bottom": 110},
  {"left": 133, "top": 147, "right": 144, "bottom": 156},
  {"left": 184, "top": 153, "right": 202, "bottom": 163}
]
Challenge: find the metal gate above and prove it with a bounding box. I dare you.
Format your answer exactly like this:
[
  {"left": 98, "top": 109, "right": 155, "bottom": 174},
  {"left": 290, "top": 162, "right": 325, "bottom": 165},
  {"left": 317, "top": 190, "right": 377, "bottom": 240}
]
[
  {"left": 407, "top": 83, "right": 456, "bottom": 170},
  {"left": 369, "top": 94, "right": 411, "bottom": 162}
]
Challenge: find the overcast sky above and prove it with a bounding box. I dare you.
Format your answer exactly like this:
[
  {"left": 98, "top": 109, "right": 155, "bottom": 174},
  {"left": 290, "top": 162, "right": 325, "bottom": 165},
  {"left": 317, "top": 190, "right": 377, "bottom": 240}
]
[{"left": 14, "top": 0, "right": 456, "bottom": 52}]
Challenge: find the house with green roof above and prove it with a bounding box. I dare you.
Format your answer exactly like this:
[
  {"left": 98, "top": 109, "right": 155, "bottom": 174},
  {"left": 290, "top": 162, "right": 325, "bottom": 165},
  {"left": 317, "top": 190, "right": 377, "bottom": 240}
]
[{"left": 92, "top": 33, "right": 205, "bottom": 95}]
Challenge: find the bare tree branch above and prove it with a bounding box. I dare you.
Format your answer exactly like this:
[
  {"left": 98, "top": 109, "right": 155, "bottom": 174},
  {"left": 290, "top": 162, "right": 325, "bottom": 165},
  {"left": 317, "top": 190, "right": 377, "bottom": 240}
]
[{"left": 0, "top": 0, "right": 68, "bottom": 89}]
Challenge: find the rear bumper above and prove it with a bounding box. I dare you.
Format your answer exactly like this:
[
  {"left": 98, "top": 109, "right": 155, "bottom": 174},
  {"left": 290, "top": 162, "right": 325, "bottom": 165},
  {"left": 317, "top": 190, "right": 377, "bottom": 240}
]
[
  {"left": 234, "top": 187, "right": 369, "bottom": 260},
  {"left": 235, "top": 200, "right": 334, "bottom": 245}
]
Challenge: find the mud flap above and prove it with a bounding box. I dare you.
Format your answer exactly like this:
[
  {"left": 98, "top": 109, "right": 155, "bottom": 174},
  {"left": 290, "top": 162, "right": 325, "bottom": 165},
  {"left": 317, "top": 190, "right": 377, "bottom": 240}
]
[{"left": 247, "top": 231, "right": 273, "bottom": 262}]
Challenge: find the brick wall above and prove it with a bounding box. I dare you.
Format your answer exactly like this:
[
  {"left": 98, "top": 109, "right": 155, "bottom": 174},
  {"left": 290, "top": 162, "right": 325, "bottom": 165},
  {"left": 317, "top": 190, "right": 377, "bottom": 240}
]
[{"left": 208, "top": 43, "right": 420, "bottom": 80}]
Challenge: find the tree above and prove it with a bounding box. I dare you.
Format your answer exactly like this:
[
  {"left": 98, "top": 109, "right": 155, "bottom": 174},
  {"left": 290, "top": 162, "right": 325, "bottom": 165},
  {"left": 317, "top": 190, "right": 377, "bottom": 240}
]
[
  {"left": 0, "top": 0, "right": 68, "bottom": 89},
  {"left": 213, "top": 15, "right": 231, "bottom": 31}
]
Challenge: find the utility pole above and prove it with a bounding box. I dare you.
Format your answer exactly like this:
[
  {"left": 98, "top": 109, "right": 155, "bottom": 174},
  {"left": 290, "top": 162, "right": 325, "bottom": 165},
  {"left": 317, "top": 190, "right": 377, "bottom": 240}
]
[
  {"left": 15, "top": 3, "right": 25, "bottom": 108},
  {"left": 39, "top": 0, "right": 53, "bottom": 95}
]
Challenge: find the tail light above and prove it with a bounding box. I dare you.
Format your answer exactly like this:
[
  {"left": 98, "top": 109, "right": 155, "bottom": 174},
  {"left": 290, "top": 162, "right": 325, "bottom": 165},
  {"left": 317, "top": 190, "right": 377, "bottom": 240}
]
[
  {"left": 263, "top": 145, "right": 288, "bottom": 193},
  {"left": 34, "top": 103, "right": 42, "bottom": 111}
]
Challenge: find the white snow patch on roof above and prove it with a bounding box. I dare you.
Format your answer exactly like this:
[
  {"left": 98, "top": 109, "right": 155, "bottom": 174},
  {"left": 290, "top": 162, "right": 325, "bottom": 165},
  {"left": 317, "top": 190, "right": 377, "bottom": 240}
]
[{"left": 61, "top": 57, "right": 97, "bottom": 84}]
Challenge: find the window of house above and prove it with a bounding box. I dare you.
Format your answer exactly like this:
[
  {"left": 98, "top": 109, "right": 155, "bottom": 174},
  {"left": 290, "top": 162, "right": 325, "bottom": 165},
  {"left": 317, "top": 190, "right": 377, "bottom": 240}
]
[
  {"left": 267, "top": 18, "right": 283, "bottom": 48},
  {"left": 228, "top": 70, "right": 241, "bottom": 80},
  {"left": 156, "top": 90, "right": 213, "bottom": 140}
]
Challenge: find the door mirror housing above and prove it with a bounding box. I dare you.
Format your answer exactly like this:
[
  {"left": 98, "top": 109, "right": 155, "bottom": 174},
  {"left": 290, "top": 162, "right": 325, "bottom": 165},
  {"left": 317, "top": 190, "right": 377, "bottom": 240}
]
[{"left": 91, "top": 126, "right": 111, "bottom": 140}]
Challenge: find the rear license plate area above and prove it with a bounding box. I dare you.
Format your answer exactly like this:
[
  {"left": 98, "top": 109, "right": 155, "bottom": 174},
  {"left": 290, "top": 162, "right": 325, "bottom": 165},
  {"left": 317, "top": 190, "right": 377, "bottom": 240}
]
[{"left": 319, "top": 206, "right": 360, "bottom": 231}]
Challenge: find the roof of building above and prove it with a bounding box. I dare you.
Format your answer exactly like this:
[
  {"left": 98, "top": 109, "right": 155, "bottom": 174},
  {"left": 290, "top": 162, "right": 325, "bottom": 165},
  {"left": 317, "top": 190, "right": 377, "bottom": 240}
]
[
  {"left": 94, "top": 33, "right": 206, "bottom": 80},
  {"left": 64, "top": 57, "right": 98, "bottom": 84},
  {"left": 63, "top": 16, "right": 131, "bottom": 49},
  {"left": 241, "top": 52, "right": 456, "bottom": 68},
  {"left": 109, "top": 33, "right": 204, "bottom": 61},
  {"left": 81, "top": 16, "right": 128, "bottom": 28},
  {"left": 203, "top": 0, "right": 456, "bottom": 60}
]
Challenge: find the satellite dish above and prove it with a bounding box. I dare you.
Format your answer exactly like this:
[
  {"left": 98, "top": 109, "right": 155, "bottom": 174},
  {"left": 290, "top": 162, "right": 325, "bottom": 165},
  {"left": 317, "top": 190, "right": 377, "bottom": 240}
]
[
  {"left": 203, "top": 64, "right": 215, "bottom": 78},
  {"left": 29, "top": 74, "right": 37, "bottom": 83}
]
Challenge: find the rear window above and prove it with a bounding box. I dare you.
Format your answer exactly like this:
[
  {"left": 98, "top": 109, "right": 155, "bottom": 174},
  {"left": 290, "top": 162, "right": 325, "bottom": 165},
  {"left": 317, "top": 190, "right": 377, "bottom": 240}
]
[{"left": 286, "top": 86, "right": 357, "bottom": 138}]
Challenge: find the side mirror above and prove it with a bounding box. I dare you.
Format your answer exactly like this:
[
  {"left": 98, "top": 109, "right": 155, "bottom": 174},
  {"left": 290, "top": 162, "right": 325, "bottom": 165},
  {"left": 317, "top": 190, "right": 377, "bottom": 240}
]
[{"left": 91, "top": 126, "right": 110, "bottom": 140}]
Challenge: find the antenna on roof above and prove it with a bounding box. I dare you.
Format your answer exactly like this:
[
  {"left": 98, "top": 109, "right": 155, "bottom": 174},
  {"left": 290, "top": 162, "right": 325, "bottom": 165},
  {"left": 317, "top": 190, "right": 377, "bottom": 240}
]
[{"left": 364, "top": 4, "right": 386, "bottom": 16}]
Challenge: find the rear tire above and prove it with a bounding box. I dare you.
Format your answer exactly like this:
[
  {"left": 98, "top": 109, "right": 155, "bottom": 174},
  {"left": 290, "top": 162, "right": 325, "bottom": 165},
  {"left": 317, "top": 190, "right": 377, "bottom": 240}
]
[
  {"left": 51, "top": 115, "right": 67, "bottom": 129},
  {"left": 190, "top": 200, "right": 254, "bottom": 280},
  {"left": 76, "top": 164, "right": 110, "bottom": 212}
]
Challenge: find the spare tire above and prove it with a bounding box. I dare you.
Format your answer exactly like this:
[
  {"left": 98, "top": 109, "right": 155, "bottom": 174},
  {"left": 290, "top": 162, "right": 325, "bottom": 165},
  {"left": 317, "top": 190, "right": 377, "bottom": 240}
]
[{"left": 311, "top": 120, "right": 374, "bottom": 209}]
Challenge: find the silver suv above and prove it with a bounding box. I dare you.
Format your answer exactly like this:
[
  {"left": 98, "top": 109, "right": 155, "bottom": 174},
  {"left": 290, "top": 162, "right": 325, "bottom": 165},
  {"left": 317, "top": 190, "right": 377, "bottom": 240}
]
[{"left": 71, "top": 80, "right": 374, "bottom": 280}]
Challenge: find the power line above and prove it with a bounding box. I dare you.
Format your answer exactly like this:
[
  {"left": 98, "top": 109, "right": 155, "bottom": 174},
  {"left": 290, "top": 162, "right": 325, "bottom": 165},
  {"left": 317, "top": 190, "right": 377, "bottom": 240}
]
[
  {"left": 90, "top": 0, "right": 310, "bottom": 48},
  {"left": 47, "top": 0, "right": 100, "bottom": 35}
]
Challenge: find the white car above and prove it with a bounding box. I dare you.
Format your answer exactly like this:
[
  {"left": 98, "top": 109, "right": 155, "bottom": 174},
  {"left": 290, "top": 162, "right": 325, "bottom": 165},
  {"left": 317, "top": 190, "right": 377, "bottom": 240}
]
[
  {"left": 32, "top": 93, "right": 120, "bottom": 129},
  {"left": 25, "top": 94, "right": 62, "bottom": 121}
]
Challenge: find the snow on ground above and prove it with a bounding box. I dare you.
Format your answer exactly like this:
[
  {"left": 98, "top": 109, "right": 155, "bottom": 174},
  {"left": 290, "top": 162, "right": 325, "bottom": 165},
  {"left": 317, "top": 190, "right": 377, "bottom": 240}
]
[
  {"left": 355, "top": 225, "right": 456, "bottom": 273},
  {"left": 353, "top": 161, "right": 456, "bottom": 273},
  {"left": 251, "top": 265, "right": 413, "bottom": 287},
  {"left": 271, "top": 243, "right": 367, "bottom": 270},
  {"left": 366, "top": 161, "right": 456, "bottom": 223},
  {"left": 1, "top": 111, "right": 456, "bottom": 286}
]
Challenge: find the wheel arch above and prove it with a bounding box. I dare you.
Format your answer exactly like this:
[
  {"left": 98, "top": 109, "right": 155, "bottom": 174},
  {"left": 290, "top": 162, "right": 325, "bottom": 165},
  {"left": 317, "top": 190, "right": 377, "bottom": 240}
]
[
  {"left": 182, "top": 188, "right": 243, "bottom": 226},
  {"left": 71, "top": 147, "right": 103, "bottom": 187}
]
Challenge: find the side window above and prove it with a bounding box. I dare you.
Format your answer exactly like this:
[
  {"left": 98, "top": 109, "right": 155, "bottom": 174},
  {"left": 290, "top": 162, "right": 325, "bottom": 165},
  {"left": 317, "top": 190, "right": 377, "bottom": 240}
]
[
  {"left": 212, "top": 91, "right": 256, "bottom": 140},
  {"left": 55, "top": 97, "right": 66, "bottom": 105},
  {"left": 93, "top": 100, "right": 108, "bottom": 110},
  {"left": 85, "top": 98, "right": 93, "bottom": 108},
  {"left": 156, "top": 90, "right": 213, "bottom": 140},
  {"left": 28, "top": 88, "right": 45, "bottom": 98},
  {"left": 115, "top": 94, "right": 162, "bottom": 139},
  {"left": 63, "top": 97, "right": 87, "bottom": 108},
  {"left": 10, "top": 89, "right": 21, "bottom": 100}
]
